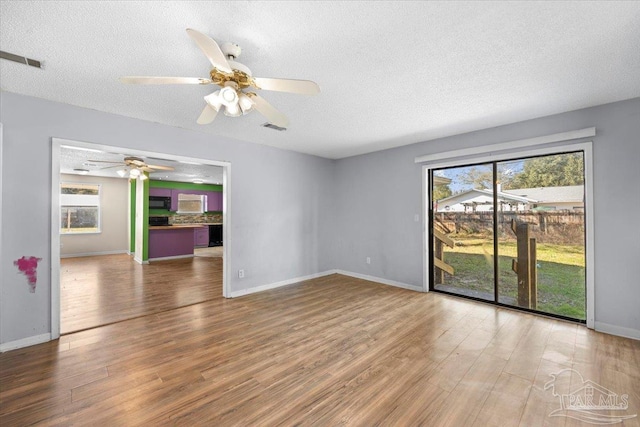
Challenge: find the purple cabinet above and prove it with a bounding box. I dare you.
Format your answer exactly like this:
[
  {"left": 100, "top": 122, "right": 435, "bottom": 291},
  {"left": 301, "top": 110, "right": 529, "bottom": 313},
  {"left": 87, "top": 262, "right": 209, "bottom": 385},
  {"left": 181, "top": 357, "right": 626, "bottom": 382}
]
[
  {"left": 149, "top": 187, "right": 172, "bottom": 197},
  {"left": 194, "top": 227, "right": 209, "bottom": 247},
  {"left": 170, "top": 189, "right": 222, "bottom": 212},
  {"left": 206, "top": 191, "right": 222, "bottom": 212},
  {"left": 148, "top": 228, "right": 195, "bottom": 259}
]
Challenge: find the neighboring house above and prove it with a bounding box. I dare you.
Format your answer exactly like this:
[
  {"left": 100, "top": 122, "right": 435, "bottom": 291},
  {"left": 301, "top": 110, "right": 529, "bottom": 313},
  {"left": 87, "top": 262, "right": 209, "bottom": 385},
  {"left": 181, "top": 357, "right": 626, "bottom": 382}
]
[
  {"left": 436, "top": 185, "right": 584, "bottom": 212},
  {"left": 436, "top": 188, "right": 534, "bottom": 212},
  {"left": 433, "top": 175, "right": 452, "bottom": 186},
  {"left": 504, "top": 185, "right": 584, "bottom": 211}
]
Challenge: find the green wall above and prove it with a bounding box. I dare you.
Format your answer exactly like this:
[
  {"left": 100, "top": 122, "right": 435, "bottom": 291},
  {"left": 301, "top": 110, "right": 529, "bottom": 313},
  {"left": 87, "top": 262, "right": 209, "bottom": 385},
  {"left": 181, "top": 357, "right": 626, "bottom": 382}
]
[
  {"left": 149, "top": 180, "right": 223, "bottom": 215},
  {"left": 150, "top": 180, "right": 222, "bottom": 192}
]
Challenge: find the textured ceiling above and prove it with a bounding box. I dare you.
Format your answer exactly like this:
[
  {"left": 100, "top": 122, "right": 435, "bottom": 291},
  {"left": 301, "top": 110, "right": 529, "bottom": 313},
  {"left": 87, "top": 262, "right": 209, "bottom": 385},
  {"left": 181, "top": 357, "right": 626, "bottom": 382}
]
[
  {"left": 1, "top": 1, "right": 639, "bottom": 159},
  {"left": 59, "top": 145, "right": 224, "bottom": 184}
]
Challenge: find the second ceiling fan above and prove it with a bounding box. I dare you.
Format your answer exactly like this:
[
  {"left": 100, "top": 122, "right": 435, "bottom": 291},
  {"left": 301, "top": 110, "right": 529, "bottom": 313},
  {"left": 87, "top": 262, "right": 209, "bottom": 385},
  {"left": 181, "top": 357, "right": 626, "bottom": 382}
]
[{"left": 121, "top": 28, "right": 320, "bottom": 129}]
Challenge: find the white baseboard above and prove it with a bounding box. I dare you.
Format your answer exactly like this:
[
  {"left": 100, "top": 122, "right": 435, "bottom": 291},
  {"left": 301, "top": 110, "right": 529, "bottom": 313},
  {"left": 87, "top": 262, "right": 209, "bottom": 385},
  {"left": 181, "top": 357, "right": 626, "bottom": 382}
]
[
  {"left": 148, "top": 254, "right": 194, "bottom": 262},
  {"left": 133, "top": 256, "right": 149, "bottom": 265},
  {"left": 60, "top": 249, "right": 129, "bottom": 258},
  {"left": 229, "top": 269, "right": 423, "bottom": 298},
  {"left": 335, "top": 270, "right": 424, "bottom": 292},
  {"left": 229, "top": 270, "right": 337, "bottom": 298},
  {"left": 0, "top": 333, "right": 52, "bottom": 353},
  {"left": 595, "top": 321, "right": 640, "bottom": 341}
]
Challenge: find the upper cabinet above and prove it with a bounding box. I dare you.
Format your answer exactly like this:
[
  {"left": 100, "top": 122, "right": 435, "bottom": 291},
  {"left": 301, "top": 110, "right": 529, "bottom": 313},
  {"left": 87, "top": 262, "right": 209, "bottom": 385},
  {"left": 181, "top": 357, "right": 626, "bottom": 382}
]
[
  {"left": 149, "top": 187, "right": 172, "bottom": 197},
  {"left": 206, "top": 191, "right": 222, "bottom": 212},
  {"left": 169, "top": 189, "right": 222, "bottom": 212}
]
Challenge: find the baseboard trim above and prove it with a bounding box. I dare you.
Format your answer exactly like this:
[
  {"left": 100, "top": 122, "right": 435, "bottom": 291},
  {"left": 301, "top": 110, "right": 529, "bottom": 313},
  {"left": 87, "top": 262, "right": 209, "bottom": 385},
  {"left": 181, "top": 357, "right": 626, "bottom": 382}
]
[
  {"left": 595, "top": 321, "right": 640, "bottom": 341},
  {"left": 334, "top": 270, "right": 423, "bottom": 292},
  {"left": 229, "top": 269, "right": 423, "bottom": 298},
  {"left": 60, "top": 250, "right": 128, "bottom": 258},
  {"left": 229, "top": 270, "right": 337, "bottom": 298},
  {"left": 0, "top": 333, "right": 52, "bottom": 353},
  {"left": 133, "top": 256, "right": 149, "bottom": 265},
  {"left": 148, "top": 254, "right": 194, "bottom": 262}
]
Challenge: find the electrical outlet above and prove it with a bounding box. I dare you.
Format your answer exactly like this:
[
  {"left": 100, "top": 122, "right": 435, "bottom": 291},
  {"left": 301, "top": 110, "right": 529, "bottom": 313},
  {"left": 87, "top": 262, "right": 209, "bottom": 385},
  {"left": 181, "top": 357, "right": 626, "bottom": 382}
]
[
  {"left": 366, "top": 257, "right": 371, "bottom": 264},
  {"left": 238, "top": 269, "right": 245, "bottom": 279}
]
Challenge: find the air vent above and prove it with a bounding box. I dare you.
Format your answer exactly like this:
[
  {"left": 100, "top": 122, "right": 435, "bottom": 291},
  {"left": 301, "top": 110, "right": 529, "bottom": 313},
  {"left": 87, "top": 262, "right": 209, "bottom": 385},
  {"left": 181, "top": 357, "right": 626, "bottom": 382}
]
[
  {"left": 0, "top": 50, "right": 43, "bottom": 68},
  {"left": 262, "top": 123, "right": 287, "bottom": 131}
]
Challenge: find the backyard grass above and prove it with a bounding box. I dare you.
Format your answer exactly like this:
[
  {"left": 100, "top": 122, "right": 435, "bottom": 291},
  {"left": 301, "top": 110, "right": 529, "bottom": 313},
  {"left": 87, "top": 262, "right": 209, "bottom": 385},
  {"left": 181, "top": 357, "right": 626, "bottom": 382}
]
[{"left": 438, "top": 236, "right": 586, "bottom": 319}]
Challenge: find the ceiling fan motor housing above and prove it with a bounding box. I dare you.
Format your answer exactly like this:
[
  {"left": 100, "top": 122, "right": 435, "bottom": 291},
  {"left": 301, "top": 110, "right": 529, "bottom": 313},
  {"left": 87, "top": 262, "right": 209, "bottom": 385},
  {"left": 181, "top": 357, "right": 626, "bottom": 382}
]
[{"left": 220, "top": 42, "right": 242, "bottom": 59}]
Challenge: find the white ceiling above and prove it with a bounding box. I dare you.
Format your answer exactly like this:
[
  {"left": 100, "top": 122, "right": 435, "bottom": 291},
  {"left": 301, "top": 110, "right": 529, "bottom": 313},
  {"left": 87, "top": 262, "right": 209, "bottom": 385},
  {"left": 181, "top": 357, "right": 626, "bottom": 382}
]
[
  {"left": 59, "top": 145, "right": 224, "bottom": 184},
  {"left": 1, "top": 1, "right": 639, "bottom": 159}
]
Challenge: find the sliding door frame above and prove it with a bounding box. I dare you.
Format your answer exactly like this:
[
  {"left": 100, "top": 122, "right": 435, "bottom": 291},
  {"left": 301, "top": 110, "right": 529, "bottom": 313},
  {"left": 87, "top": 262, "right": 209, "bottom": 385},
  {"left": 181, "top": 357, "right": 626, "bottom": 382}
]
[{"left": 421, "top": 139, "right": 594, "bottom": 329}]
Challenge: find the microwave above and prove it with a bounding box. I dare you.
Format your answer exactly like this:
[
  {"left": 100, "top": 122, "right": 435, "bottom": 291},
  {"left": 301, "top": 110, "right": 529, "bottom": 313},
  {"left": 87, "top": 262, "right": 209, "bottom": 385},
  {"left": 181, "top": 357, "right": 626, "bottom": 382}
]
[{"left": 149, "top": 196, "right": 171, "bottom": 210}]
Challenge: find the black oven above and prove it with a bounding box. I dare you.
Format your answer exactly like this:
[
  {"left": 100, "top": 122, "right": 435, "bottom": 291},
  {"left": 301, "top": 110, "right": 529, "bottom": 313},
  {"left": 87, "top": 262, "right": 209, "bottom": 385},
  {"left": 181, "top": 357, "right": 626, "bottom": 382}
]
[
  {"left": 149, "top": 196, "right": 171, "bottom": 210},
  {"left": 149, "top": 216, "right": 170, "bottom": 226}
]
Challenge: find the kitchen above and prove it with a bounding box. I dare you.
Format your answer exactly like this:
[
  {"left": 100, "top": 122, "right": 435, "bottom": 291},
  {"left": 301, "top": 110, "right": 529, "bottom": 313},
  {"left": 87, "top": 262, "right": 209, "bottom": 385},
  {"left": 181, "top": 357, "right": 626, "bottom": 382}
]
[
  {"left": 58, "top": 144, "right": 226, "bottom": 334},
  {"left": 147, "top": 182, "right": 223, "bottom": 260}
]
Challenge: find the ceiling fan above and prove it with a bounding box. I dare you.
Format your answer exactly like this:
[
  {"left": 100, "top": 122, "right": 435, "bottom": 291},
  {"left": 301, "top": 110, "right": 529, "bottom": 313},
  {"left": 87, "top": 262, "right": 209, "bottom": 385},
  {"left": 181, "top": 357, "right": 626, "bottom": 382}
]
[
  {"left": 120, "top": 28, "right": 320, "bottom": 129},
  {"left": 89, "top": 156, "right": 174, "bottom": 180}
]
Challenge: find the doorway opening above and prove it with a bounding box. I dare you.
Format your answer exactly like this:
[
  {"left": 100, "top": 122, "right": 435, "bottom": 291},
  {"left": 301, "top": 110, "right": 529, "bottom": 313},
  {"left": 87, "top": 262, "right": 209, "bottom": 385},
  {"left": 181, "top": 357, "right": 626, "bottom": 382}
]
[
  {"left": 428, "top": 150, "right": 588, "bottom": 323},
  {"left": 51, "top": 138, "right": 231, "bottom": 338}
]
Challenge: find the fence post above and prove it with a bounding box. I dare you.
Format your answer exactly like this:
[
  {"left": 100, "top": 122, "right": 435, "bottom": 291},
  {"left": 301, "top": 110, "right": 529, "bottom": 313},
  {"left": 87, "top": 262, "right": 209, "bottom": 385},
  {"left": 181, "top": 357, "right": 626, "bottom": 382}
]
[
  {"left": 434, "top": 238, "right": 444, "bottom": 284},
  {"left": 529, "top": 238, "right": 537, "bottom": 308},
  {"left": 511, "top": 219, "right": 537, "bottom": 309}
]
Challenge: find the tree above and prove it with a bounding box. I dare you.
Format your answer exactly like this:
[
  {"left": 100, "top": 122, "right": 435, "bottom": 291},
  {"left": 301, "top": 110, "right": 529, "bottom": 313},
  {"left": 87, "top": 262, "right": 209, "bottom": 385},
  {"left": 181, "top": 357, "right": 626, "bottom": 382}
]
[
  {"left": 509, "top": 153, "right": 584, "bottom": 189},
  {"left": 432, "top": 184, "right": 452, "bottom": 201},
  {"left": 459, "top": 166, "right": 515, "bottom": 190}
]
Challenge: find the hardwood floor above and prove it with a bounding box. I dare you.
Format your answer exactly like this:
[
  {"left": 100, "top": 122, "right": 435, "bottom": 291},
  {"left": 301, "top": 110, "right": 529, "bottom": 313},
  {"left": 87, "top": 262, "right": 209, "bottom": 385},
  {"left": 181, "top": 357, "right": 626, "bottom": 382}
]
[
  {"left": 2, "top": 274, "right": 639, "bottom": 426},
  {"left": 61, "top": 254, "right": 222, "bottom": 334}
]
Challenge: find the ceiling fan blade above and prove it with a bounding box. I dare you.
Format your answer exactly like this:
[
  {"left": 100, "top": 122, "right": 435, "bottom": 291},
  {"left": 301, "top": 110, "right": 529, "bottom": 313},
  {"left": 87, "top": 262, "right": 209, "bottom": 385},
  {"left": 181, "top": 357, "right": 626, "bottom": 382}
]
[
  {"left": 98, "top": 165, "right": 123, "bottom": 170},
  {"left": 186, "top": 28, "right": 232, "bottom": 74},
  {"left": 252, "top": 77, "right": 320, "bottom": 95},
  {"left": 197, "top": 104, "right": 219, "bottom": 124},
  {"left": 120, "top": 76, "right": 211, "bottom": 85},
  {"left": 88, "top": 159, "right": 124, "bottom": 164},
  {"left": 249, "top": 94, "right": 290, "bottom": 128},
  {"left": 146, "top": 165, "right": 175, "bottom": 171}
]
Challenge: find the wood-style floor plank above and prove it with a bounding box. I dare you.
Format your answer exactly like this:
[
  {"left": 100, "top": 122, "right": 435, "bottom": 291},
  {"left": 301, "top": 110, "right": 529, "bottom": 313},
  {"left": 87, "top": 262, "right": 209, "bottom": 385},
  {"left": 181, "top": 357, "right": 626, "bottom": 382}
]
[
  {"left": 1, "top": 274, "right": 639, "bottom": 426},
  {"left": 60, "top": 253, "right": 222, "bottom": 333}
]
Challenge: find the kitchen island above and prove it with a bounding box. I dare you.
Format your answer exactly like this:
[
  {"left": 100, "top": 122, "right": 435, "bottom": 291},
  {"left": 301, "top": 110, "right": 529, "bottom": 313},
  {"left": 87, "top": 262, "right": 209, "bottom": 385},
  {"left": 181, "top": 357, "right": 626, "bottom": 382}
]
[{"left": 148, "top": 224, "right": 208, "bottom": 260}]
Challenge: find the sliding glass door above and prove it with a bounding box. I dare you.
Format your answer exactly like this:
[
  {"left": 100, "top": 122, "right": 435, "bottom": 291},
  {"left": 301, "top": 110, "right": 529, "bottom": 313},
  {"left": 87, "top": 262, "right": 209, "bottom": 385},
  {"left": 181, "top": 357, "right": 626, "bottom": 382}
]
[
  {"left": 430, "top": 151, "right": 586, "bottom": 321},
  {"left": 431, "top": 163, "right": 495, "bottom": 301}
]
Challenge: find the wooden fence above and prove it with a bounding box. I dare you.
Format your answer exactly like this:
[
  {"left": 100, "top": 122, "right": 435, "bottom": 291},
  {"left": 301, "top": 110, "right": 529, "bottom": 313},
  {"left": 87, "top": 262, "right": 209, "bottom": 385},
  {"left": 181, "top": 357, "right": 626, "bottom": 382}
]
[{"left": 434, "top": 211, "right": 585, "bottom": 245}]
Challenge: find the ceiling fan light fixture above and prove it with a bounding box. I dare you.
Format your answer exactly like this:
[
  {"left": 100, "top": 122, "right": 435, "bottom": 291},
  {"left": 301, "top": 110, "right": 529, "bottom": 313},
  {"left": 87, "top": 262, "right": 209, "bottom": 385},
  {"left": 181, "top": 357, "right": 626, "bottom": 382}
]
[
  {"left": 219, "top": 86, "right": 238, "bottom": 106},
  {"left": 224, "top": 103, "right": 242, "bottom": 117},
  {"left": 204, "top": 90, "right": 222, "bottom": 111},
  {"left": 129, "top": 168, "right": 141, "bottom": 178},
  {"left": 139, "top": 173, "right": 148, "bottom": 181},
  {"left": 238, "top": 93, "right": 255, "bottom": 114},
  {"left": 117, "top": 169, "right": 128, "bottom": 177}
]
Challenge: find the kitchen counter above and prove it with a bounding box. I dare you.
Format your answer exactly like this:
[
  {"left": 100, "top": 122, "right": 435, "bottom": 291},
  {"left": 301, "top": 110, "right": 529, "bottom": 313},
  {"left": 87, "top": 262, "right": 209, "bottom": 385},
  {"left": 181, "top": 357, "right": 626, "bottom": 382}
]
[
  {"left": 170, "top": 222, "right": 223, "bottom": 226},
  {"left": 148, "top": 225, "right": 206, "bottom": 260}
]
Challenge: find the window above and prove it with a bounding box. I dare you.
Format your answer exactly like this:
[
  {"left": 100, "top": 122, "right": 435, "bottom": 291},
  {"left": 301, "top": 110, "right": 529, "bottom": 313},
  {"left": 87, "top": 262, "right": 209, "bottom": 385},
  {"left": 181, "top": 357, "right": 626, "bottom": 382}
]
[{"left": 60, "top": 183, "right": 101, "bottom": 233}]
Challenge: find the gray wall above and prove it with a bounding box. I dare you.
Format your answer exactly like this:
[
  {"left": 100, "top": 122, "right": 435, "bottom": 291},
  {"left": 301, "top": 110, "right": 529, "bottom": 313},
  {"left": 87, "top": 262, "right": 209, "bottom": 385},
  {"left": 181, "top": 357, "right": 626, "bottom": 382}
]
[
  {"left": 0, "top": 91, "right": 334, "bottom": 344},
  {"left": 332, "top": 97, "right": 640, "bottom": 335},
  {"left": 60, "top": 174, "right": 129, "bottom": 256},
  {"left": 2, "top": 90, "right": 639, "bottom": 346}
]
